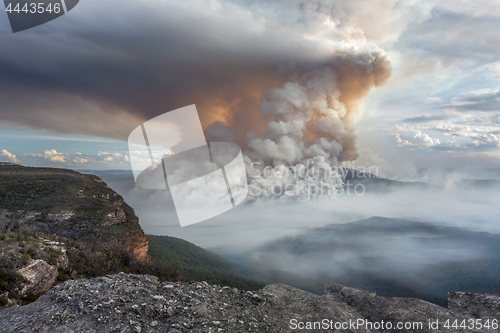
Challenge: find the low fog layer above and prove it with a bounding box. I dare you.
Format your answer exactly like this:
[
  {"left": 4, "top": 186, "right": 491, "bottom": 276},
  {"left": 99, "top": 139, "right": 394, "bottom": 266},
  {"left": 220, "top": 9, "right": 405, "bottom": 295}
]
[
  {"left": 95, "top": 169, "right": 500, "bottom": 305},
  {"left": 96, "top": 168, "right": 500, "bottom": 245},
  {"left": 242, "top": 216, "right": 500, "bottom": 306}
]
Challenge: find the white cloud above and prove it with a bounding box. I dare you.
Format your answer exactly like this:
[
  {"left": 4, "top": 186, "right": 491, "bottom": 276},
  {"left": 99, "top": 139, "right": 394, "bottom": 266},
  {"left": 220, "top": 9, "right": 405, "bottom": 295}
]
[
  {"left": 19, "top": 149, "right": 133, "bottom": 168},
  {"left": 425, "top": 97, "right": 443, "bottom": 103},
  {"left": 72, "top": 157, "right": 89, "bottom": 164},
  {"left": 432, "top": 0, "right": 500, "bottom": 19},
  {"left": 466, "top": 114, "right": 500, "bottom": 125},
  {"left": 393, "top": 130, "right": 441, "bottom": 148},
  {"left": 43, "top": 149, "right": 66, "bottom": 163},
  {"left": 97, "top": 151, "right": 132, "bottom": 164},
  {"left": 21, "top": 148, "right": 136, "bottom": 168},
  {"left": 392, "top": 122, "right": 500, "bottom": 152},
  {"left": 392, "top": 133, "right": 412, "bottom": 147},
  {"left": 413, "top": 131, "right": 441, "bottom": 146},
  {"left": 1, "top": 149, "right": 20, "bottom": 163},
  {"left": 461, "top": 88, "right": 499, "bottom": 98}
]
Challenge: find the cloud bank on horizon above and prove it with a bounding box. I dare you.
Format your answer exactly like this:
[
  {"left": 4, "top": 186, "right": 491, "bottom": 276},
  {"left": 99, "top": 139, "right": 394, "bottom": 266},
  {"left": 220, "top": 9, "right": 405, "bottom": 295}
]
[{"left": 0, "top": 0, "right": 499, "bottom": 172}]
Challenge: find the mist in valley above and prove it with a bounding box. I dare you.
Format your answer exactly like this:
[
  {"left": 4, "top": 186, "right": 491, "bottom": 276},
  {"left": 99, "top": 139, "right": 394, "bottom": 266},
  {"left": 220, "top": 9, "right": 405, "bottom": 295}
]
[{"left": 92, "top": 167, "right": 500, "bottom": 306}]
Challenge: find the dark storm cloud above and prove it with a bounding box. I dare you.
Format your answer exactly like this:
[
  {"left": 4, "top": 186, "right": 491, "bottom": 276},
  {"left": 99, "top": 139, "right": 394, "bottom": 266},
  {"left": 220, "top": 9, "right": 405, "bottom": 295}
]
[
  {"left": 0, "top": 0, "right": 388, "bottom": 141},
  {"left": 0, "top": 0, "right": 279, "bottom": 138}
]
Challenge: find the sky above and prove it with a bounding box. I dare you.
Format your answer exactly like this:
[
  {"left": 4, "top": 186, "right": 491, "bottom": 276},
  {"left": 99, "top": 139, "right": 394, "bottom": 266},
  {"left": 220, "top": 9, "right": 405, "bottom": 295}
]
[{"left": 1, "top": 0, "right": 500, "bottom": 175}]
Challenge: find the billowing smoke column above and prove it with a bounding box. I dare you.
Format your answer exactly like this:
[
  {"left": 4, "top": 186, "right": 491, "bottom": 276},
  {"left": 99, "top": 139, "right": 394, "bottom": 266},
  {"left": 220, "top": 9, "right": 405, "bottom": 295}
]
[{"left": 243, "top": 48, "right": 392, "bottom": 200}]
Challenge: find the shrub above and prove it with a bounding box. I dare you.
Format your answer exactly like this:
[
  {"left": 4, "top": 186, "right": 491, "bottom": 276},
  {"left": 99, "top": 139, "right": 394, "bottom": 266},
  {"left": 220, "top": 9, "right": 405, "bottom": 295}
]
[
  {"left": 26, "top": 247, "right": 37, "bottom": 259},
  {"left": 21, "top": 254, "right": 30, "bottom": 265},
  {"left": 57, "top": 272, "right": 69, "bottom": 282},
  {"left": 21, "top": 293, "right": 38, "bottom": 305}
]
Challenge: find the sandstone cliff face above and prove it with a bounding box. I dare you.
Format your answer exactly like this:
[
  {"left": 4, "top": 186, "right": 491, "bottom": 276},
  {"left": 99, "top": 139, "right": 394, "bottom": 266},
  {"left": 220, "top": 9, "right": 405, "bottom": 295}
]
[
  {"left": 0, "top": 273, "right": 497, "bottom": 333},
  {"left": 118, "top": 202, "right": 150, "bottom": 263},
  {"left": 125, "top": 233, "right": 150, "bottom": 262}
]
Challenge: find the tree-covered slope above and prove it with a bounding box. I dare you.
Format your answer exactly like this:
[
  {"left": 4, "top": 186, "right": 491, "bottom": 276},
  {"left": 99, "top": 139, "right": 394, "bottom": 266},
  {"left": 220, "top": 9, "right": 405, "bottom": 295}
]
[{"left": 147, "top": 235, "right": 264, "bottom": 291}]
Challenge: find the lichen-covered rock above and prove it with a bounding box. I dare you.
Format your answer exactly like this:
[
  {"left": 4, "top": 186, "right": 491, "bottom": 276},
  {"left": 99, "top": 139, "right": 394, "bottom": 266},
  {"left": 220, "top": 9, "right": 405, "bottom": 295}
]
[
  {"left": 448, "top": 292, "right": 500, "bottom": 321},
  {"left": 0, "top": 273, "right": 370, "bottom": 333},
  {"left": 17, "top": 259, "right": 58, "bottom": 297},
  {"left": 0, "top": 273, "right": 497, "bottom": 333},
  {"left": 47, "top": 211, "right": 75, "bottom": 222},
  {"left": 55, "top": 252, "right": 69, "bottom": 270}
]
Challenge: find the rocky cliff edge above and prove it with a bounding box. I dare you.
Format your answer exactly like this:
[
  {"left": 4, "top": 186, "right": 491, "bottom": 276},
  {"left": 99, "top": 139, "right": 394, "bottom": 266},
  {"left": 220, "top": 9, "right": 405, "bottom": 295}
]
[{"left": 0, "top": 273, "right": 498, "bottom": 333}]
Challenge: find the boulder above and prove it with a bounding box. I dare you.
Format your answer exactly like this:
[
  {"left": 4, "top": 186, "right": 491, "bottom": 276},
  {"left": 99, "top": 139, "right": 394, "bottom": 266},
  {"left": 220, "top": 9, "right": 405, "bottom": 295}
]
[
  {"left": 324, "top": 283, "right": 487, "bottom": 332},
  {"left": 17, "top": 259, "right": 58, "bottom": 297}
]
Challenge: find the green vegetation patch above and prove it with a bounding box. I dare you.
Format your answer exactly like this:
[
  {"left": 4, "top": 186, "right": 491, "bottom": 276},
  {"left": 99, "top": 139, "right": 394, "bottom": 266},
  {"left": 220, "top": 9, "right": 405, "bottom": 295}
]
[{"left": 147, "top": 235, "right": 264, "bottom": 291}]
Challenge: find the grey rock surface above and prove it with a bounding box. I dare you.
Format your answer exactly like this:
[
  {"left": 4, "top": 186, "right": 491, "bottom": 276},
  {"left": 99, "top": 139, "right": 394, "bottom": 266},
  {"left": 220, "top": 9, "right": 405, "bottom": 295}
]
[
  {"left": 449, "top": 292, "right": 500, "bottom": 321},
  {"left": 324, "top": 284, "right": 494, "bottom": 333},
  {"left": 0, "top": 273, "right": 497, "bottom": 333}
]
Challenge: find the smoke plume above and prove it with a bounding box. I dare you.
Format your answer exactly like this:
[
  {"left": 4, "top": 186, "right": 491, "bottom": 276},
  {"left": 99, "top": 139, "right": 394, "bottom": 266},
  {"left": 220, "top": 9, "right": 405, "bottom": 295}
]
[{"left": 221, "top": 48, "right": 392, "bottom": 199}]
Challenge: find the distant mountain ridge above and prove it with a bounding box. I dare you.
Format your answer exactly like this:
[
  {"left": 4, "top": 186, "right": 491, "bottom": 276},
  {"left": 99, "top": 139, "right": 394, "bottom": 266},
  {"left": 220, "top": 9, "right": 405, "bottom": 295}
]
[
  {"left": 452, "top": 178, "right": 500, "bottom": 189},
  {"left": 222, "top": 216, "right": 500, "bottom": 307},
  {"left": 339, "top": 168, "right": 435, "bottom": 192},
  {"left": 81, "top": 168, "right": 500, "bottom": 196}
]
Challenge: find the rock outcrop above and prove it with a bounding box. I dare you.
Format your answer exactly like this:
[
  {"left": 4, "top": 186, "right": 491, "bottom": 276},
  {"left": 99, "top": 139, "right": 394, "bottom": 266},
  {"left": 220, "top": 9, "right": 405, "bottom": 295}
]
[
  {"left": 118, "top": 202, "right": 150, "bottom": 263},
  {"left": 0, "top": 273, "right": 496, "bottom": 333},
  {"left": 105, "top": 208, "right": 127, "bottom": 226},
  {"left": 448, "top": 292, "right": 500, "bottom": 321},
  {"left": 325, "top": 284, "right": 456, "bottom": 325},
  {"left": 0, "top": 165, "right": 151, "bottom": 263},
  {"left": 17, "top": 259, "right": 58, "bottom": 297}
]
